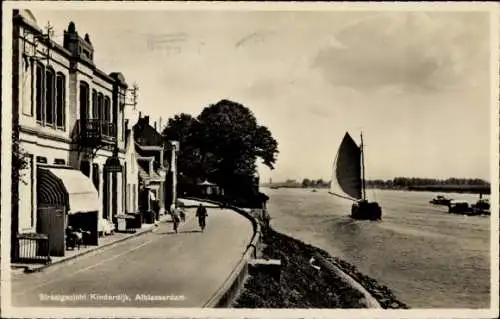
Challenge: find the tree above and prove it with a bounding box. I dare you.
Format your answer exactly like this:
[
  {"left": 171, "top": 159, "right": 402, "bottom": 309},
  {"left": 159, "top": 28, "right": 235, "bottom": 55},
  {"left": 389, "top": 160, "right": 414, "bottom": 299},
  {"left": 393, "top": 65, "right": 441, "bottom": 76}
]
[
  {"left": 302, "top": 178, "right": 311, "bottom": 188},
  {"left": 12, "top": 123, "right": 28, "bottom": 260},
  {"left": 163, "top": 99, "right": 279, "bottom": 199},
  {"left": 197, "top": 100, "right": 278, "bottom": 197},
  {"left": 162, "top": 113, "right": 203, "bottom": 176}
]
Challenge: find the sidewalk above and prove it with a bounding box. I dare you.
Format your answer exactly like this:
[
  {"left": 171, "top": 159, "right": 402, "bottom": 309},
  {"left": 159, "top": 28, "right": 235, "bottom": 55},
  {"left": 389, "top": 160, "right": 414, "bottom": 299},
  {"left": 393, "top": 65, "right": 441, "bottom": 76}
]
[
  {"left": 11, "top": 203, "right": 196, "bottom": 275},
  {"left": 10, "top": 202, "right": 254, "bottom": 308}
]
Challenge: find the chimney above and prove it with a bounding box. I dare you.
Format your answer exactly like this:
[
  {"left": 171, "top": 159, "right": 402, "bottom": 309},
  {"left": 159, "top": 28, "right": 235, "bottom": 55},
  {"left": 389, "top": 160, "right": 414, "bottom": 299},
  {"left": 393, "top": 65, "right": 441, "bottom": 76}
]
[
  {"left": 154, "top": 121, "right": 157, "bottom": 131},
  {"left": 144, "top": 116, "right": 149, "bottom": 124},
  {"left": 159, "top": 117, "right": 162, "bottom": 132},
  {"left": 139, "top": 111, "right": 142, "bottom": 119}
]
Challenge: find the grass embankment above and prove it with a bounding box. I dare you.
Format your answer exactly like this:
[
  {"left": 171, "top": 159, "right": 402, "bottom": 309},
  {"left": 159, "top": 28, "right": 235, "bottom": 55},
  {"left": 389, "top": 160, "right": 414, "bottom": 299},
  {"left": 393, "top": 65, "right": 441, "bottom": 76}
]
[{"left": 233, "top": 227, "right": 409, "bottom": 309}]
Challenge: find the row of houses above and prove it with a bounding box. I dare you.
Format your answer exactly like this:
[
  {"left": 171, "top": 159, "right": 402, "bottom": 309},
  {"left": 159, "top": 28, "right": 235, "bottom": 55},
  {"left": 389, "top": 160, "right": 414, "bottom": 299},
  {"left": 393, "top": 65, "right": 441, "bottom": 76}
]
[{"left": 11, "top": 10, "right": 179, "bottom": 260}]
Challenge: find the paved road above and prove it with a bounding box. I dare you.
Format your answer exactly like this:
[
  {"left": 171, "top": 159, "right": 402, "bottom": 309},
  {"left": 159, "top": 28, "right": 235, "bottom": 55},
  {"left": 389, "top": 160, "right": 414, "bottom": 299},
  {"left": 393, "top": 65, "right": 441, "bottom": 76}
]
[{"left": 10, "top": 206, "right": 253, "bottom": 307}]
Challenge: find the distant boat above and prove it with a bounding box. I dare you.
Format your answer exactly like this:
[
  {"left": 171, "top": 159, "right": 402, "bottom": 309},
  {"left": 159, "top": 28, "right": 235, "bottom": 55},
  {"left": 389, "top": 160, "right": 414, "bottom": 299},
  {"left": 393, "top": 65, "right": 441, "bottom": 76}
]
[
  {"left": 311, "top": 189, "right": 317, "bottom": 192},
  {"left": 448, "top": 200, "right": 473, "bottom": 215},
  {"left": 448, "top": 197, "right": 490, "bottom": 216},
  {"left": 329, "top": 132, "right": 382, "bottom": 221},
  {"left": 470, "top": 193, "right": 490, "bottom": 215},
  {"left": 429, "top": 195, "right": 453, "bottom": 206}
]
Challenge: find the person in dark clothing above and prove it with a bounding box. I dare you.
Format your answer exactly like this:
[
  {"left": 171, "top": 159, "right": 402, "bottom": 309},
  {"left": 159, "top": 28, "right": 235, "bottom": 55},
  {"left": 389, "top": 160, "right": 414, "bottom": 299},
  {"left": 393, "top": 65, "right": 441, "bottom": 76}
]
[{"left": 196, "top": 204, "right": 208, "bottom": 232}]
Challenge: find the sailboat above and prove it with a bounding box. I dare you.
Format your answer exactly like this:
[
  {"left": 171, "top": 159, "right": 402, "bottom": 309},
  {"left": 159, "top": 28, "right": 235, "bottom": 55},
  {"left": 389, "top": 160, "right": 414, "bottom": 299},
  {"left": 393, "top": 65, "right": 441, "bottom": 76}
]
[{"left": 329, "top": 132, "right": 382, "bottom": 221}]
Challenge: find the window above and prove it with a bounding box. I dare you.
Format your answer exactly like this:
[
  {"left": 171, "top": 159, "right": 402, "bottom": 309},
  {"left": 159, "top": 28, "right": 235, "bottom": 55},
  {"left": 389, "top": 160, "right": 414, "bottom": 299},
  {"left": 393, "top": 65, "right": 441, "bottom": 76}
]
[
  {"left": 45, "top": 68, "right": 55, "bottom": 126},
  {"left": 35, "top": 63, "right": 44, "bottom": 122},
  {"left": 54, "top": 158, "right": 66, "bottom": 165},
  {"left": 80, "top": 160, "right": 90, "bottom": 177},
  {"left": 34, "top": 64, "right": 66, "bottom": 128},
  {"left": 92, "top": 89, "right": 98, "bottom": 119},
  {"left": 132, "top": 186, "right": 136, "bottom": 213},
  {"left": 92, "top": 163, "right": 99, "bottom": 192},
  {"left": 79, "top": 82, "right": 90, "bottom": 121},
  {"left": 36, "top": 156, "right": 47, "bottom": 164},
  {"left": 98, "top": 93, "right": 104, "bottom": 120},
  {"left": 104, "top": 96, "right": 111, "bottom": 122},
  {"left": 123, "top": 162, "right": 127, "bottom": 213},
  {"left": 83, "top": 50, "right": 90, "bottom": 59},
  {"left": 127, "top": 184, "right": 132, "bottom": 212},
  {"left": 122, "top": 113, "right": 125, "bottom": 142},
  {"left": 22, "top": 58, "right": 34, "bottom": 116},
  {"left": 56, "top": 73, "right": 66, "bottom": 129}
]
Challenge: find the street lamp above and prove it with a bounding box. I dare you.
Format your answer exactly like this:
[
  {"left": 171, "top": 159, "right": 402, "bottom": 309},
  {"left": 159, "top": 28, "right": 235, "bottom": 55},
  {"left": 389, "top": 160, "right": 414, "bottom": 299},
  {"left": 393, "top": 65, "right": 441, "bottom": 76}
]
[{"left": 169, "top": 140, "right": 179, "bottom": 208}]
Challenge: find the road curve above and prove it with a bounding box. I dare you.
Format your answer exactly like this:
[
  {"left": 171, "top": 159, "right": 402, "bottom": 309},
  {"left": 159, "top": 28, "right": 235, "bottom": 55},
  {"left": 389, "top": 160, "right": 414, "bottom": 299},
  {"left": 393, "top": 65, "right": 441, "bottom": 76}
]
[{"left": 10, "top": 206, "right": 253, "bottom": 308}]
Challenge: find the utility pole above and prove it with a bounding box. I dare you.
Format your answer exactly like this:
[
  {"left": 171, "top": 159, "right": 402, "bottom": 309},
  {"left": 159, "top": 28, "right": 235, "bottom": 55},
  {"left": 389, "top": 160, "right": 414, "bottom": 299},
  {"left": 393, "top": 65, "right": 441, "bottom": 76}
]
[
  {"left": 130, "top": 83, "right": 139, "bottom": 110},
  {"left": 43, "top": 21, "right": 54, "bottom": 65},
  {"left": 123, "top": 83, "right": 139, "bottom": 111},
  {"left": 22, "top": 20, "right": 54, "bottom": 66}
]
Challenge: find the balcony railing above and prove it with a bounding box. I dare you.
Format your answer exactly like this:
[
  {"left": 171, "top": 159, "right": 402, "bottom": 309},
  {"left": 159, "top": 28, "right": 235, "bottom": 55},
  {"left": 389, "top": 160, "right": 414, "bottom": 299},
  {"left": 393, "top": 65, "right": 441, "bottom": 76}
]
[{"left": 77, "top": 119, "right": 117, "bottom": 147}]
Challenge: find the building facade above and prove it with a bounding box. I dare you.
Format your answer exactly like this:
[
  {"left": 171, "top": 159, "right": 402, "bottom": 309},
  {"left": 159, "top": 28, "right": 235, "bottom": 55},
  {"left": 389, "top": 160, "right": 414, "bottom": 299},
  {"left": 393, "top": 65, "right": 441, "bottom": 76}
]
[
  {"left": 12, "top": 10, "right": 130, "bottom": 255},
  {"left": 133, "top": 114, "right": 169, "bottom": 221},
  {"left": 124, "top": 117, "right": 140, "bottom": 216}
]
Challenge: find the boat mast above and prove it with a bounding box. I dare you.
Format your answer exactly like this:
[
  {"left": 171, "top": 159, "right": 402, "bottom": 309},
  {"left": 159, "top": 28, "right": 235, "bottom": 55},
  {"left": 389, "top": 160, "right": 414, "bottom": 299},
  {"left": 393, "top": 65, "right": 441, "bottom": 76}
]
[{"left": 360, "top": 132, "right": 366, "bottom": 200}]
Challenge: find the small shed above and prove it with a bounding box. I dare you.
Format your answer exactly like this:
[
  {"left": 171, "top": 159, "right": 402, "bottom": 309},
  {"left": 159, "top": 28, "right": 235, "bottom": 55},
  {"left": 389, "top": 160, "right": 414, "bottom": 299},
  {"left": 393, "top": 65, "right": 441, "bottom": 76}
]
[{"left": 197, "top": 180, "right": 221, "bottom": 196}]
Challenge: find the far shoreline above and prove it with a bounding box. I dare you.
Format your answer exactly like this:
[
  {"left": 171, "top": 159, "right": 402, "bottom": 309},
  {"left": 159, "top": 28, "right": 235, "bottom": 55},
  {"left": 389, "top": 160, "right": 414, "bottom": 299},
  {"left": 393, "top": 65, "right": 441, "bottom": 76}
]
[{"left": 261, "top": 185, "right": 490, "bottom": 195}]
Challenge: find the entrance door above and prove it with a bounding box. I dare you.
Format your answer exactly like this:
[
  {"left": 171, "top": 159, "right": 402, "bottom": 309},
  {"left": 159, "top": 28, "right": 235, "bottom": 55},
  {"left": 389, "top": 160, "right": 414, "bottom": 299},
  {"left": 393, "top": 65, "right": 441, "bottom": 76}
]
[{"left": 103, "top": 171, "right": 109, "bottom": 220}]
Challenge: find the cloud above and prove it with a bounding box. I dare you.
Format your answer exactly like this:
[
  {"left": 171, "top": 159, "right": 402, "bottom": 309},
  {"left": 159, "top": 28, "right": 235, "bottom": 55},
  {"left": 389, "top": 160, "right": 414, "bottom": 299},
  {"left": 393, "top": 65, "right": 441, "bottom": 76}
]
[{"left": 312, "top": 12, "right": 489, "bottom": 94}]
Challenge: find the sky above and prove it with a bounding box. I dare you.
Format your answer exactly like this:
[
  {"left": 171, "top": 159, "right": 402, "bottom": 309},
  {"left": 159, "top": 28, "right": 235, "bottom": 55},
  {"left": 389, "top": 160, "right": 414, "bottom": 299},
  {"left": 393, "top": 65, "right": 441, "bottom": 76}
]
[{"left": 30, "top": 6, "right": 494, "bottom": 183}]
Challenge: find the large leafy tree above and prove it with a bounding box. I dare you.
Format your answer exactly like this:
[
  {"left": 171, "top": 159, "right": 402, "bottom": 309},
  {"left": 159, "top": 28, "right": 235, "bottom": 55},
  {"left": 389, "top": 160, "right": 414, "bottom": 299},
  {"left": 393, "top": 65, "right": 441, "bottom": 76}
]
[
  {"left": 163, "top": 99, "right": 279, "bottom": 198},
  {"left": 162, "top": 113, "right": 204, "bottom": 191}
]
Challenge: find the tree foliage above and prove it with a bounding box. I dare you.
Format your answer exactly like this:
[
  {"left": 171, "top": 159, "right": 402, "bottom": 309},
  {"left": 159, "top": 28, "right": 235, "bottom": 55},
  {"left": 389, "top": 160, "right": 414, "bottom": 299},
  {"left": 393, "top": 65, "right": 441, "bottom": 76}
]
[
  {"left": 301, "top": 178, "right": 311, "bottom": 188},
  {"left": 12, "top": 130, "right": 28, "bottom": 183},
  {"left": 162, "top": 99, "right": 279, "bottom": 198},
  {"left": 366, "top": 177, "right": 490, "bottom": 188},
  {"left": 301, "top": 178, "right": 329, "bottom": 188}
]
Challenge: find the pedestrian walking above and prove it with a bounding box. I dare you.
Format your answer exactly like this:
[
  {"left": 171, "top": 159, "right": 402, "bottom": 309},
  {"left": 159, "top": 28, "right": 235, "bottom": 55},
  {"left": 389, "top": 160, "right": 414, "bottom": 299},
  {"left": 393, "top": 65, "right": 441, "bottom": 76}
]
[
  {"left": 152, "top": 201, "right": 160, "bottom": 231},
  {"left": 170, "top": 204, "right": 180, "bottom": 233},
  {"left": 196, "top": 204, "right": 208, "bottom": 232}
]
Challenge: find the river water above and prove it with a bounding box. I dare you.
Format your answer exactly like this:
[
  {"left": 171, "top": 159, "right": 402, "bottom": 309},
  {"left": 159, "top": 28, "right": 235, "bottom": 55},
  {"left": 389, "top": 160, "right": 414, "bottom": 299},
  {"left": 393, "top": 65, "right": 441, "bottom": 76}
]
[{"left": 264, "top": 187, "right": 491, "bottom": 308}]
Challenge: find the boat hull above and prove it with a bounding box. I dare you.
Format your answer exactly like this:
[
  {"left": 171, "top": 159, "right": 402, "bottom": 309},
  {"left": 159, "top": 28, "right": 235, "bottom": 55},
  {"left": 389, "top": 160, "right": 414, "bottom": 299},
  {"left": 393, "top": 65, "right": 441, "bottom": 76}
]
[
  {"left": 350, "top": 200, "right": 382, "bottom": 221},
  {"left": 449, "top": 205, "right": 490, "bottom": 216},
  {"left": 429, "top": 199, "right": 452, "bottom": 206}
]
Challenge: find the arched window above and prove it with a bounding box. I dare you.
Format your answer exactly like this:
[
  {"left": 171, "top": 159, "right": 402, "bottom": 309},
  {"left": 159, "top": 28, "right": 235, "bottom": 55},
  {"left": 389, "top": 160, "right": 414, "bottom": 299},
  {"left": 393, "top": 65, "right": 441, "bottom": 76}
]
[
  {"left": 55, "top": 73, "right": 66, "bottom": 129},
  {"left": 35, "top": 63, "right": 45, "bottom": 122},
  {"left": 79, "top": 81, "right": 90, "bottom": 121},
  {"left": 45, "top": 67, "right": 56, "bottom": 126},
  {"left": 92, "top": 89, "right": 98, "bottom": 119},
  {"left": 104, "top": 96, "right": 111, "bottom": 122},
  {"left": 98, "top": 93, "right": 104, "bottom": 120}
]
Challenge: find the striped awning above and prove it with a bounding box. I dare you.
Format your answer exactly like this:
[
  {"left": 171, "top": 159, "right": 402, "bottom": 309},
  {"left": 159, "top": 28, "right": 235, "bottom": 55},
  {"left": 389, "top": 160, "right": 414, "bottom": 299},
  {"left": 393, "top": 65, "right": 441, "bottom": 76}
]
[{"left": 37, "top": 167, "right": 100, "bottom": 214}]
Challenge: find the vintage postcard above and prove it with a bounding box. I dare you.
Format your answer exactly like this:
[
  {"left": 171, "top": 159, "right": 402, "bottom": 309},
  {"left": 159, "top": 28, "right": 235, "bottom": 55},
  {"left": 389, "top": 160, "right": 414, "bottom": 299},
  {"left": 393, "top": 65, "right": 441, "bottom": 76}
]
[{"left": 1, "top": 1, "right": 499, "bottom": 319}]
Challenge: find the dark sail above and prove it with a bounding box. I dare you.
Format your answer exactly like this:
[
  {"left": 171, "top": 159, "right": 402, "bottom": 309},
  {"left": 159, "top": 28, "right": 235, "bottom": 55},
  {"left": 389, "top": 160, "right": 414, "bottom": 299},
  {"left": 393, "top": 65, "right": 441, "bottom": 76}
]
[{"left": 329, "top": 132, "right": 362, "bottom": 201}]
